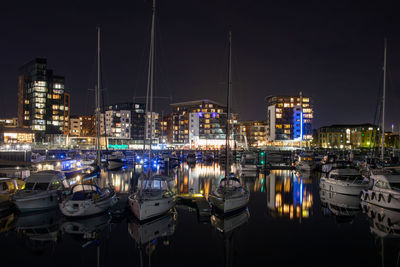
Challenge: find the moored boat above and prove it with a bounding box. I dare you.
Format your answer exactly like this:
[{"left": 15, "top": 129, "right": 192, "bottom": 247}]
[
  {"left": 59, "top": 184, "right": 117, "bottom": 217},
  {"left": 320, "top": 162, "right": 368, "bottom": 196},
  {"left": 361, "top": 168, "right": 400, "bottom": 210},
  {"left": 12, "top": 171, "right": 67, "bottom": 212}
]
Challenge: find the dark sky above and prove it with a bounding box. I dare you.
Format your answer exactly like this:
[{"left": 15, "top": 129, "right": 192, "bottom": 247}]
[{"left": 1, "top": 0, "right": 400, "bottom": 128}]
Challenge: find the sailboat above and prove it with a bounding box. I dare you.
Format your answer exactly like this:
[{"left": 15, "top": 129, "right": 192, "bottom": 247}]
[
  {"left": 209, "top": 30, "right": 250, "bottom": 214},
  {"left": 128, "top": 0, "right": 175, "bottom": 221},
  {"left": 59, "top": 27, "right": 117, "bottom": 217}
]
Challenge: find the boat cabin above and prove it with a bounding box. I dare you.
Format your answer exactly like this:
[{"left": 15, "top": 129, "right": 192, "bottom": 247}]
[
  {"left": 369, "top": 169, "right": 400, "bottom": 193},
  {"left": 23, "top": 171, "right": 67, "bottom": 191}
]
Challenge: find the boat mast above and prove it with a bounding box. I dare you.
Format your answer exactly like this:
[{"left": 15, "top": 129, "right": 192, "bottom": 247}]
[
  {"left": 143, "top": 0, "right": 156, "bottom": 171},
  {"left": 96, "top": 27, "right": 101, "bottom": 167},
  {"left": 225, "top": 30, "right": 232, "bottom": 180},
  {"left": 381, "top": 38, "right": 387, "bottom": 161}
]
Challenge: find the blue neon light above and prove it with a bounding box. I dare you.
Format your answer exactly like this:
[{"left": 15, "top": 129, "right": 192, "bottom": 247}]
[{"left": 300, "top": 179, "right": 303, "bottom": 205}]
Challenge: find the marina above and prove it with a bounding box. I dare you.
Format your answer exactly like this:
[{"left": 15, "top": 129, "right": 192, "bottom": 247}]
[{"left": 0, "top": 159, "right": 399, "bottom": 266}]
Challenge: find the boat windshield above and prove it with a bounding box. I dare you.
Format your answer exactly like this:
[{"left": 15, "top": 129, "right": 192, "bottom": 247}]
[
  {"left": 330, "top": 175, "right": 365, "bottom": 183},
  {"left": 389, "top": 183, "right": 400, "bottom": 192},
  {"left": 141, "top": 180, "right": 167, "bottom": 190},
  {"left": 244, "top": 159, "right": 255, "bottom": 164},
  {"left": 24, "top": 182, "right": 36, "bottom": 190},
  {"left": 35, "top": 183, "right": 49, "bottom": 190}
]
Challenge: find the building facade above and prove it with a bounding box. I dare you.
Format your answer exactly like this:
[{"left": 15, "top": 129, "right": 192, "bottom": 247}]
[
  {"left": 317, "top": 124, "right": 379, "bottom": 149},
  {"left": 69, "top": 115, "right": 96, "bottom": 137},
  {"left": 18, "top": 58, "right": 70, "bottom": 135},
  {"left": 0, "top": 118, "right": 18, "bottom": 128},
  {"left": 240, "top": 120, "right": 268, "bottom": 148},
  {"left": 100, "top": 103, "right": 146, "bottom": 141},
  {"left": 266, "top": 93, "right": 313, "bottom": 143},
  {"left": 170, "top": 100, "right": 238, "bottom": 148}
]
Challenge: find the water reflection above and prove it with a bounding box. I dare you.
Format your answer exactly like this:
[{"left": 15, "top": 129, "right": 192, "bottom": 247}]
[
  {"left": 128, "top": 211, "right": 177, "bottom": 267},
  {"left": 362, "top": 203, "right": 400, "bottom": 266},
  {"left": 320, "top": 190, "right": 361, "bottom": 223},
  {"left": 15, "top": 209, "right": 62, "bottom": 253},
  {"left": 211, "top": 209, "right": 250, "bottom": 267},
  {"left": 265, "top": 170, "right": 313, "bottom": 221},
  {"left": 1, "top": 162, "right": 400, "bottom": 266}
]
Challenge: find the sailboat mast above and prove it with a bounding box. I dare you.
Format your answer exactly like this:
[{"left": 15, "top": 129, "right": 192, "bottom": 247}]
[
  {"left": 96, "top": 27, "right": 102, "bottom": 167},
  {"left": 225, "top": 30, "right": 232, "bottom": 179},
  {"left": 149, "top": 0, "right": 156, "bottom": 165},
  {"left": 381, "top": 38, "right": 387, "bottom": 161}
]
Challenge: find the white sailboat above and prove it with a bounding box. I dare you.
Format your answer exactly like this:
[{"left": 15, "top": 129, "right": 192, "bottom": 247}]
[
  {"left": 128, "top": 0, "right": 175, "bottom": 221},
  {"left": 59, "top": 27, "right": 117, "bottom": 217},
  {"left": 209, "top": 30, "right": 249, "bottom": 214}
]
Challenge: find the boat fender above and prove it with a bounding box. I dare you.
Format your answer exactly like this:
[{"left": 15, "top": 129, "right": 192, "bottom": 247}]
[
  {"left": 388, "top": 194, "right": 392, "bottom": 203},
  {"left": 377, "top": 213, "right": 383, "bottom": 222},
  {"left": 371, "top": 192, "right": 375, "bottom": 200},
  {"left": 378, "top": 194, "right": 385, "bottom": 202},
  {"left": 364, "top": 193, "right": 369, "bottom": 201}
]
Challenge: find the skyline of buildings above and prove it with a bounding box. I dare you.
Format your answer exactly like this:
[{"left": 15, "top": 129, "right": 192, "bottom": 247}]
[{"left": 1, "top": 57, "right": 398, "bottom": 149}]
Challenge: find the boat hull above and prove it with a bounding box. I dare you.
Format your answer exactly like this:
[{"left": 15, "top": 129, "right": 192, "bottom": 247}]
[
  {"left": 128, "top": 194, "right": 175, "bottom": 221},
  {"left": 60, "top": 194, "right": 117, "bottom": 217},
  {"left": 320, "top": 178, "right": 367, "bottom": 196},
  {"left": 13, "top": 191, "right": 59, "bottom": 212},
  {"left": 361, "top": 190, "right": 400, "bottom": 210},
  {"left": 209, "top": 193, "right": 249, "bottom": 214}
]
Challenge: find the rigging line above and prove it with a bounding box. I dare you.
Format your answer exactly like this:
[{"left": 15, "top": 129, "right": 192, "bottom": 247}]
[{"left": 133, "top": 13, "right": 152, "bottom": 104}]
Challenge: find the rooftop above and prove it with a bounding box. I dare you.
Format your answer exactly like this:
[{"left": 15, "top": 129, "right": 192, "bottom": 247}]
[{"left": 170, "top": 99, "right": 225, "bottom": 107}]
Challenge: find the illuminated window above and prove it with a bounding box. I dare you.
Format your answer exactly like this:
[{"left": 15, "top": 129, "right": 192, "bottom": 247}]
[
  {"left": 24, "top": 100, "right": 29, "bottom": 104},
  {"left": 53, "top": 94, "right": 61, "bottom": 99},
  {"left": 276, "top": 113, "right": 282, "bottom": 118},
  {"left": 276, "top": 124, "right": 282, "bottom": 129},
  {"left": 303, "top": 98, "right": 309, "bottom": 102}
]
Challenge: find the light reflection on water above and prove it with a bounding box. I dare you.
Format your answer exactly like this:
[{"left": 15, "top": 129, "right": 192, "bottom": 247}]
[{"left": 0, "top": 162, "right": 398, "bottom": 266}]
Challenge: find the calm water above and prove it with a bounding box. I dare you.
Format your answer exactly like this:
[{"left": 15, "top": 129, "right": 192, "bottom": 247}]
[{"left": 1, "top": 163, "right": 399, "bottom": 267}]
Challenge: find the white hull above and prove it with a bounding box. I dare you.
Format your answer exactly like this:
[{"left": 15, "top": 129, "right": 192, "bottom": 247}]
[
  {"left": 107, "top": 160, "right": 124, "bottom": 170},
  {"left": 129, "top": 194, "right": 175, "bottom": 221},
  {"left": 361, "top": 190, "right": 400, "bottom": 210},
  {"left": 60, "top": 194, "right": 117, "bottom": 217},
  {"left": 13, "top": 191, "right": 59, "bottom": 212},
  {"left": 240, "top": 164, "right": 257, "bottom": 172},
  {"left": 320, "top": 178, "right": 367, "bottom": 196},
  {"left": 209, "top": 192, "right": 249, "bottom": 214}
]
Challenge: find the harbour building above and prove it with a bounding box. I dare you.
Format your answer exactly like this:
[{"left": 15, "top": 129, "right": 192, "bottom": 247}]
[
  {"left": 317, "top": 124, "right": 379, "bottom": 149},
  {"left": 240, "top": 121, "right": 268, "bottom": 148},
  {"left": 170, "top": 99, "right": 238, "bottom": 149},
  {"left": 18, "top": 58, "right": 70, "bottom": 135},
  {"left": 266, "top": 93, "right": 313, "bottom": 146}
]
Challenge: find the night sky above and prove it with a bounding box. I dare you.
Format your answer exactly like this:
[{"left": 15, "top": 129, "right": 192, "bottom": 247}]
[{"left": 1, "top": 0, "right": 399, "bottom": 128}]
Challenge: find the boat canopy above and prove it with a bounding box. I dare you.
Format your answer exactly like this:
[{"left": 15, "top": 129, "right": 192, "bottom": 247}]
[
  {"left": 219, "top": 177, "right": 241, "bottom": 188},
  {"left": 72, "top": 184, "right": 101, "bottom": 194},
  {"left": 371, "top": 169, "right": 400, "bottom": 183},
  {"left": 25, "top": 171, "right": 64, "bottom": 183}
]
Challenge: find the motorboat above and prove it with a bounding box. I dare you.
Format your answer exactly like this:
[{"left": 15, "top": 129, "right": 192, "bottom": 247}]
[
  {"left": 31, "top": 152, "right": 46, "bottom": 163},
  {"left": 239, "top": 152, "right": 258, "bottom": 172},
  {"left": 106, "top": 151, "right": 127, "bottom": 170},
  {"left": 128, "top": 174, "right": 175, "bottom": 221},
  {"left": 12, "top": 171, "right": 68, "bottom": 212},
  {"left": 361, "top": 168, "right": 400, "bottom": 210},
  {"left": 295, "top": 152, "right": 316, "bottom": 171},
  {"left": 209, "top": 176, "right": 250, "bottom": 214},
  {"left": 319, "top": 162, "right": 368, "bottom": 196},
  {"left": 59, "top": 184, "right": 117, "bottom": 217},
  {"left": 0, "top": 178, "right": 25, "bottom": 212},
  {"left": 34, "top": 158, "right": 92, "bottom": 185}
]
